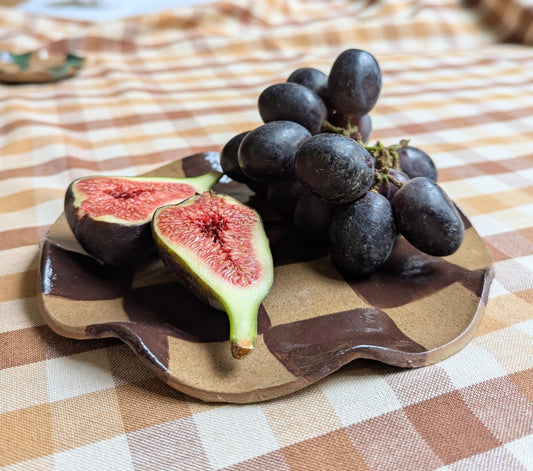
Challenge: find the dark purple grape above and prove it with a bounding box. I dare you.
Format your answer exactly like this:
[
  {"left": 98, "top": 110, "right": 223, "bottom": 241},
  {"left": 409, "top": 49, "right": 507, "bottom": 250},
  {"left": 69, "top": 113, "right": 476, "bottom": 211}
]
[
  {"left": 287, "top": 67, "right": 328, "bottom": 101},
  {"left": 329, "top": 192, "right": 396, "bottom": 278},
  {"left": 397, "top": 146, "right": 438, "bottom": 181},
  {"left": 246, "top": 180, "right": 269, "bottom": 196},
  {"left": 327, "top": 49, "right": 382, "bottom": 118},
  {"left": 258, "top": 82, "right": 327, "bottom": 134},
  {"left": 266, "top": 178, "right": 305, "bottom": 219},
  {"left": 294, "top": 133, "right": 374, "bottom": 204},
  {"left": 328, "top": 112, "right": 372, "bottom": 143},
  {"left": 391, "top": 177, "right": 464, "bottom": 256},
  {"left": 378, "top": 169, "right": 410, "bottom": 201},
  {"left": 220, "top": 131, "right": 252, "bottom": 183},
  {"left": 238, "top": 121, "right": 311, "bottom": 183},
  {"left": 293, "top": 190, "right": 336, "bottom": 245}
]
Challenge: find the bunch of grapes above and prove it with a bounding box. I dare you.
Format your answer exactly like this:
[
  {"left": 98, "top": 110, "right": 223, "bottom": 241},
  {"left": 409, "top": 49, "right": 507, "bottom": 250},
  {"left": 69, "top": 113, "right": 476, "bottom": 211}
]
[{"left": 220, "top": 48, "right": 464, "bottom": 278}]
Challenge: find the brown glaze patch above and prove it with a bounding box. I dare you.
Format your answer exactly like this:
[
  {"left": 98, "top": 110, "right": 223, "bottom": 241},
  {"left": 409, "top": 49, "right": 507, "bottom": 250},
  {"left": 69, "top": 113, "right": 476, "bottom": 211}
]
[
  {"left": 40, "top": 241, "right": 132, "bottom": 301},
  {"left": 123, "top": 283, "right": 270, "bottom": 338},
  {"left": 352, "top": 237, "right": 487, "bottom": 309},
  {"left": 122, "top": 282, "right": 230, "bottom": 343},
  {"left": 87, "top": 322, "right": 172, "bottom": 372},
  {"left": 264, "top": 308, "right": 426, "bottom": 379}
]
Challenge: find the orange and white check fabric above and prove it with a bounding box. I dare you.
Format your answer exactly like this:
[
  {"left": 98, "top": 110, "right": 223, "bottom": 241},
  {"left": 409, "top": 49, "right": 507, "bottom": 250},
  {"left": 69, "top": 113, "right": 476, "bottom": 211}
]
[{"left": 1, "top": 1, "right": 533, "bottom": 469}]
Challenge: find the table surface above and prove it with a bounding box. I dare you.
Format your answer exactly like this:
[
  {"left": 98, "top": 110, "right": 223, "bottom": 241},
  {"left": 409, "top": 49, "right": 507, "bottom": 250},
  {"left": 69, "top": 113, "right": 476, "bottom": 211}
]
[{"left": 1, "top": 1, "right": 533, "bottom": 470}]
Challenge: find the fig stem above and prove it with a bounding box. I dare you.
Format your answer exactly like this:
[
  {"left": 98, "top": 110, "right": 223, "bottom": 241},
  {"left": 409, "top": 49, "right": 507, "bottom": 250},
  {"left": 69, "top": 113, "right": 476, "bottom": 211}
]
[
  {"left": 226, "top": 300, "right": 259, "bottom": 359},
  {"left": 231, "top": 341, "right": 254, "bottom": 359}
]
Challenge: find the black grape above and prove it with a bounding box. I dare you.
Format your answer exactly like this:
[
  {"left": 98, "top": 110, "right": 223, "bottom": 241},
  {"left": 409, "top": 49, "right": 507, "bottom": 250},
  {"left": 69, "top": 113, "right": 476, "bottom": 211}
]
[
  {"left": 329, "top": 192, "right": 396, "bottom": 278},
  {"left": 397, "top": 145, "right": 438, "bottom": 181},
  {"left": 220, "top": 130, "right": 252, "bottom": 183},
  {"left": 293, "top": 190, "right": 336, "bottom": 245},
  {"left": 266, "top": 178, "right": 305, "bottom": 219},
  {"left": 294, "top": 133, "right": 374, "bottom": 204},
  {"left": 327, "top": 49, "right": 382, "bottom": 118},
  {"left": 258, "top": 82, "right": 327, "bottom": 134},
  {"left": 238, "top": 121, "right": 311, "bottom": 183},
  {"left": 378, "top": 168, "right": 410, "bottom": 201},
  {"left": 391, "top": 177, "right": 464, "bottom": 256},
  {"left": 287, "top": 67, "right": 328, "bottom": 101}
]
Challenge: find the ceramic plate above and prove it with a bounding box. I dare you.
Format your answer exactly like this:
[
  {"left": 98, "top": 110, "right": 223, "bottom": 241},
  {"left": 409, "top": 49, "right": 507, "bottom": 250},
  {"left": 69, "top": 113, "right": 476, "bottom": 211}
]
[
  {"left": 0, "top": 48, "right": 83, "bottom": 83},
  {"left": 38, "top": 152, "right": 494, "bottom": 403}
]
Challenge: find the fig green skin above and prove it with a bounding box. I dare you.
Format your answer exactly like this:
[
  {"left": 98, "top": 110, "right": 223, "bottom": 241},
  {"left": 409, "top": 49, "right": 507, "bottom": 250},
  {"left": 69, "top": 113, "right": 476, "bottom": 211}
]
[
  {"left": 329, "top": 191, "right": 396, "bottom": 278},
  {"left": 294, "top": 133, "right": 374, "bottom": 204},
  {"left": 391, "top": 177, "right": 464, "bottom": 256},
  {"left": 64, "top": 172, "right": 221, "bottom": 266},
  {"left": 151, "top": 192, "right": 274, "bottom": 359}
]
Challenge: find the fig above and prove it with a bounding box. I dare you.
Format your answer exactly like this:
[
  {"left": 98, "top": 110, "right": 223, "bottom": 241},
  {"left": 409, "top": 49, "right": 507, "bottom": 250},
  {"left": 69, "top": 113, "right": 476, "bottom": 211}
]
[
  {"left": 152, "top": 191, "right": 274, "bottom": 359},
  {"left": 65, "top": 171, "right": 221, "bottom": 265}
]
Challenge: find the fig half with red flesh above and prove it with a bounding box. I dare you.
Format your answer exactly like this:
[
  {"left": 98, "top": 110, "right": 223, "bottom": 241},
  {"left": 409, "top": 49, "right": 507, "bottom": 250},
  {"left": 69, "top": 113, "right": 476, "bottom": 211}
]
[
  {"left": 152, "top": 191, "right": 274, "bottom": 359},
  {"left": 65, "top": 171, "right": 222, "bottom": 265}
]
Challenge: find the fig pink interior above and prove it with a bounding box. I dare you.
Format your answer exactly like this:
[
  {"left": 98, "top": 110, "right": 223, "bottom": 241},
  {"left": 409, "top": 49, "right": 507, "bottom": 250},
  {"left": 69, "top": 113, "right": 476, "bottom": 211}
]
[
  {"left": 76, "top": 177, "right": 197, "bottom": 221},
  {"left": 156, "top": 194, "right": 262, "bottom": 287}
]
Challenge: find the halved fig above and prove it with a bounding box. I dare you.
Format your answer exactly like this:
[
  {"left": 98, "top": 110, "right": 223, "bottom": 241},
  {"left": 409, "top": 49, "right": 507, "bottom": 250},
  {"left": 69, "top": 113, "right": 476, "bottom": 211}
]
[
  {"left": 64, "top": 171, "right": 222, "bottom": 265},
  {"left": 152, "top": 191, "right": 274, "bottom": 359}
]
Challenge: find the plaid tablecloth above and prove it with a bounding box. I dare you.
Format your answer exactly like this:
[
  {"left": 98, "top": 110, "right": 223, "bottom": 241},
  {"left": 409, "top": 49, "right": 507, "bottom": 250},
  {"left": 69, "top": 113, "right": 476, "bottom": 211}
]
[{"left": 1, "top": 0, "right": 533, "bottom": 469}]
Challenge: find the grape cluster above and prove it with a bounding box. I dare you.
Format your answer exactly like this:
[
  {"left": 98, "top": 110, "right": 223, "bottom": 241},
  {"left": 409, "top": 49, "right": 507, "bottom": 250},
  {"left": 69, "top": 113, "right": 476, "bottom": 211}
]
[{"left": 220, "top": 48, "right": 464, "bottom": 278}]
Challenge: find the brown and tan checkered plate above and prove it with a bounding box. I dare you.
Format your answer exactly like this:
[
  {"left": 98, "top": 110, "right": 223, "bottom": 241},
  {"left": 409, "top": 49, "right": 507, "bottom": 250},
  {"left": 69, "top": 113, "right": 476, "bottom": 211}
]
[{"left": 37, "top": 152, "right": 494, "bottom": 404}]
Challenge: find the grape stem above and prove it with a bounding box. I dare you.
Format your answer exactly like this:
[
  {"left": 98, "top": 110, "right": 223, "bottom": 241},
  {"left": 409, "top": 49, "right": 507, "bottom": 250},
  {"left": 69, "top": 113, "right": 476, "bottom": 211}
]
[{"left": 321, "top": 118, "right": 408, "bottom": 192}]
